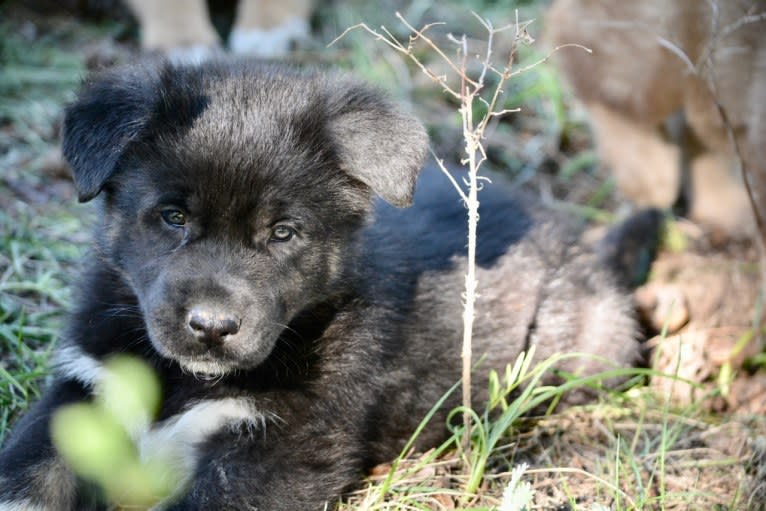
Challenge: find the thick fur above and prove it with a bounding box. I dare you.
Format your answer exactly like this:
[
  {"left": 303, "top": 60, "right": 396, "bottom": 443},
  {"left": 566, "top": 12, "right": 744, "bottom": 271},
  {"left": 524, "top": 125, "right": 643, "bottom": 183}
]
[
  {"left": 0, "top": 59, "right": 648, "bottom": 510},
  {"left": 546, "top": 0, "right": 766, "bottom": 238}
]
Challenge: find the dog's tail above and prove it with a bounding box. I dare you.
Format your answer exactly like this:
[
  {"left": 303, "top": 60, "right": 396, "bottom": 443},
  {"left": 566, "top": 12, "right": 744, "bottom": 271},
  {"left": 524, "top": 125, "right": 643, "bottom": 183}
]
[{"left": 598, "top": 209, "right": 665, "bottom": 288}]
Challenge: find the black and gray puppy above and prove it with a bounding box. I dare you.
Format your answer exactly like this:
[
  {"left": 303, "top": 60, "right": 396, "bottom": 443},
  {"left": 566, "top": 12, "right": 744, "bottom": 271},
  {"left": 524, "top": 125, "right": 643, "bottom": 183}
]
[{"left": 0, "top": 59, "right": 655, "bottom": 510}]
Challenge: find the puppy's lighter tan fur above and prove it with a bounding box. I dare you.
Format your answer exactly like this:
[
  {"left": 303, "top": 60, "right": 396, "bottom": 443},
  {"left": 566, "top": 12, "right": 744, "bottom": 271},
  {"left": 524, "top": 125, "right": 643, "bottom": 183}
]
[{"left": 546, "top": 0, "right": 766, "bottom": 237}]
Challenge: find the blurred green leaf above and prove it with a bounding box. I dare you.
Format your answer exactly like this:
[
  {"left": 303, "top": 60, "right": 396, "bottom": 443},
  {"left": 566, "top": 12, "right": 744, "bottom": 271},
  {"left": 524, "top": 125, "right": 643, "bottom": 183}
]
[
  {"left": 51, "top": 403, "right": 136, "bottom": 481},
  {"left": 98, "top": 355, "right": 162, "bottom": 435}
]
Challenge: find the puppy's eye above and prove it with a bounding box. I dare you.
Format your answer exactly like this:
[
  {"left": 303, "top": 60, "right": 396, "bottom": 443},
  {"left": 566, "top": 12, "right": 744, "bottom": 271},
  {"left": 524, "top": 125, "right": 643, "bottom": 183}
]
[
  {"left": 161, "top": 209, "right": 187, "bottom": 227},
  {"left": 270, "top": 225, "right": 296, "bottom": 242}
]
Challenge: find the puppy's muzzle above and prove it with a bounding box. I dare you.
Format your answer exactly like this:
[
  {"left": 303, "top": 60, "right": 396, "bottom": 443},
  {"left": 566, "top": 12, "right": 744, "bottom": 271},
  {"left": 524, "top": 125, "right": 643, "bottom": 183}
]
[{"left": 187, "top": 307, "right": 241, "bottom": 346}]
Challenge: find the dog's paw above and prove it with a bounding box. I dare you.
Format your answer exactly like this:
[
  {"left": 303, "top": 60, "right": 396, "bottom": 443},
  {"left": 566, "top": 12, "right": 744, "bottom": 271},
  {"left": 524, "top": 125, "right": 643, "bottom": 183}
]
[
  {"left": 228, "top": 18, "right": 310, "bottom": 57},
  {"left": 164, "top": 44, "right": 225, "bottom": 65}
]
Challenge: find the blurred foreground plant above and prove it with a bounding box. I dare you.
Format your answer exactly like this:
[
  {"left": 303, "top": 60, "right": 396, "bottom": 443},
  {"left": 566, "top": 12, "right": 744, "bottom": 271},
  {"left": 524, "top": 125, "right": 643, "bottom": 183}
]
[{"left": 51, "top": 356, "right": 177, "bottom": 510}]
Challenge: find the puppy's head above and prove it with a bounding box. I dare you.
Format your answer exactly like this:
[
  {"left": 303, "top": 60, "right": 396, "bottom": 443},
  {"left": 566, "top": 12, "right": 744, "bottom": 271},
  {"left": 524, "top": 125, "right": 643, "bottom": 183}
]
[{"left": 63, "top": 60, "right": 427, "bottom": 376}]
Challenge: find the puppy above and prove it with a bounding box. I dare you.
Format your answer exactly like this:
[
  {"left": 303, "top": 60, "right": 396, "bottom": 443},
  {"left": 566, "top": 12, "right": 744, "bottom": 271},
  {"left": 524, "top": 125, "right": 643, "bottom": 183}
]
[
  {"left": 0, "top": 59, "right": 652, "bottom": 510},
  {"left": 546, "top": 0, "right": 766, "bottom": 238}
]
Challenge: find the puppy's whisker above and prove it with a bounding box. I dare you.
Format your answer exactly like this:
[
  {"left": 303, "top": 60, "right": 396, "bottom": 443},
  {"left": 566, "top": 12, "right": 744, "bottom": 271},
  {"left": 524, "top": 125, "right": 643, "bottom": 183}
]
[{"left": 270, "top": 321, "right": 304, "bottom": 341}]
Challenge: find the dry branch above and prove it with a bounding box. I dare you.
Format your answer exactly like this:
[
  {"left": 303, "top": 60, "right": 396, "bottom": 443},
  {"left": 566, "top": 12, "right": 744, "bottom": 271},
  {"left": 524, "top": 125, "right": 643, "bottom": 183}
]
[{"left": 331, "top": 11, "right": 538, "bottom": 462}]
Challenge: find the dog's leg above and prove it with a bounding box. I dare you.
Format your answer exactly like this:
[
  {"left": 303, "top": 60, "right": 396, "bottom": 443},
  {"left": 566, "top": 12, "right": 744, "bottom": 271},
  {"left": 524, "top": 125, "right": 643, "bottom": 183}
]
[
  {"left": 680, "top": 65, "right": 757, "bottom": 239},
  {"left": 744, "top": 45, "right": 766, "bottom": 242},
  {"left": 587, "top": 103, "right": 682, "bottom": 208},
  {"left": 229, "top": 0, "right": 312, "bottom": 57},
  {"left": 688, "top": 151, "right": 753, "bottom": 239},
  {"left": 124, "top": 0, "right": 220, "bottom": 62},
  {"left": 0, "top": 380, "right": 93, "bottom": 511},
  {"left": 157, "top": 394, "right": 368, "bottom": 511}
]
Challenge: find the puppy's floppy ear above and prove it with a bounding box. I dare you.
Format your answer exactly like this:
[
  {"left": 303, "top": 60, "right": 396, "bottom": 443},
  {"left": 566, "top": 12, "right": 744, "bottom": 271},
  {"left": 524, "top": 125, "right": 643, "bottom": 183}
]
[
  {"left": 63, "top": 67, "right": 157, "bottom": 202},
  {"left": 326, "top": 80, "right": 428, "bottom": 207}
]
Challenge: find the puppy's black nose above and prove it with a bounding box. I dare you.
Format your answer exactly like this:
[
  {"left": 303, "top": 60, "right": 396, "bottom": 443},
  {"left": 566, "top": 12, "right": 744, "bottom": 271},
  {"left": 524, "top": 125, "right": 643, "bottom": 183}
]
[{"left": 188, "top": 308, "right": 240, "bottom": 345}]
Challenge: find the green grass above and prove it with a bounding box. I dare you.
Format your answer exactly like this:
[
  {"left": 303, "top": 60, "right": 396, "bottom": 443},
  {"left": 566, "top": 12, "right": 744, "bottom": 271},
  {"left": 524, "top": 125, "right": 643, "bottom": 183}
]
[
  {"left": 0, "top": 207, "right": 83, "bottom": 442},
  {"left": 0, "top": 7, "right": 102, "bottom": 440},
  {"left": 0, "top": 17, "right": 84, "bottom": 160},
  {"left": 338, "top": 357, "right": 751, "bottom": 510}
]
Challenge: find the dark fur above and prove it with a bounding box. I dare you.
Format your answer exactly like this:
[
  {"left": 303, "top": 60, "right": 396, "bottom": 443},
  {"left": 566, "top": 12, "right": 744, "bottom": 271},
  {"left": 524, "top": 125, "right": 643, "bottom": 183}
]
[{"left": 0, "top": 59, "right": 654, "bottom": 510}]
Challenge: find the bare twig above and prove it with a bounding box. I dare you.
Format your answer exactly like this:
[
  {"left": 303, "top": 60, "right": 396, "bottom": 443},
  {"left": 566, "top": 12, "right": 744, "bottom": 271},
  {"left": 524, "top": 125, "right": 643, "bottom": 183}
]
[
  {"left": 656, "top": 36, "right": 696, "bottom": 73},
  {"left": 720, "top": 11, "right": 766, "bottom": 38},
  {"left": 328, "top": 22, "right": 462, "bottom": 99},
  {"left": 394, "top": 12, "right": 478, "bottom": 90},
  {"left": 430, "top": 150, "right": 468, "bottom": 203},
  {"left": 333, "top": 7, "right": 539, "bottom": 476},
  {"left": 510, "top": 43, "right": 591, "bottom": 78}
]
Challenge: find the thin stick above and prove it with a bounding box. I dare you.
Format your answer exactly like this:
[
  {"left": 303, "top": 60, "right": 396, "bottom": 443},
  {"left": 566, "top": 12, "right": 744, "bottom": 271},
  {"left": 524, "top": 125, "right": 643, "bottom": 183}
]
[{"left": 333, "top": 8, "right": 541, "bottom": 489}]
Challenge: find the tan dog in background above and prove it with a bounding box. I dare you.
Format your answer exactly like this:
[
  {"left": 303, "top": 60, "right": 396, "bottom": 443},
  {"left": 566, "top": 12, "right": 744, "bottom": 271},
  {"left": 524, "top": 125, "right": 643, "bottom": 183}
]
[
  {"left": 546, "top": 0, "right": 766, "bottom": 238},
  {"left": 124, "top": 0, "right": 313, "bottom": 59}
]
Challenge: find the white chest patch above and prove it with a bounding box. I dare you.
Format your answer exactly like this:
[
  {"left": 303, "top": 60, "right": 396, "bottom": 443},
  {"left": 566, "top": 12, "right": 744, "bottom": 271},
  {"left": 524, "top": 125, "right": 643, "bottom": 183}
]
[
  {"left": 54, "top": 345, "right": 105, "bottom": 388},
  {"left": 0, "top": 498, "right": 50, "bottom": 511},
  {"left": 141, "top": 397, "right": 268, "bottom": 507}
]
